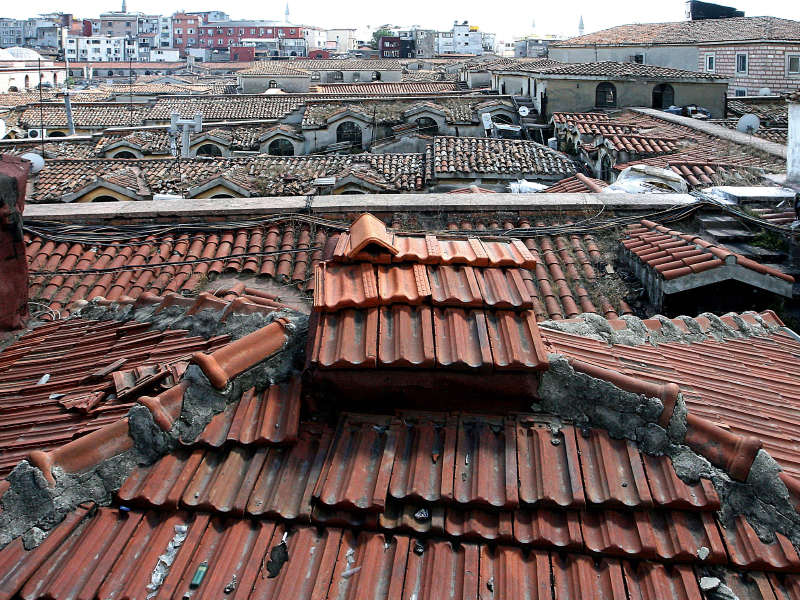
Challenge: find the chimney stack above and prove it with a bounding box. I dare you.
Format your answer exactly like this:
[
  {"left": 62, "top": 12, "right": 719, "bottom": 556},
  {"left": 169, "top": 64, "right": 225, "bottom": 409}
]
[{"left": 0, "top": 155, "right": 32, "bottom": 332}]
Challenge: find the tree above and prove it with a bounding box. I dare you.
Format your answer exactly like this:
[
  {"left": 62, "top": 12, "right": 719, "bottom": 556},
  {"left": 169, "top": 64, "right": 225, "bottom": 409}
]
[{"left": 371, "top": 28, "right": 393, "bottom": 49}]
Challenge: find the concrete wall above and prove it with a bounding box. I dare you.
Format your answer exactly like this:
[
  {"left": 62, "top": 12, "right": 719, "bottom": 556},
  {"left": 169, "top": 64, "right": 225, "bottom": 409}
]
[
  {"left": 540, "top": 78, "right": 728, "bottom": 118},
  {"left": 238, "top": 75, "right": 310, "bottom": 93},
  {"left": 549, "top": 45, "right": 700, "bottom": 71},
  {"left": 789, "top": 102, "right": 800, "bottom": 184}
]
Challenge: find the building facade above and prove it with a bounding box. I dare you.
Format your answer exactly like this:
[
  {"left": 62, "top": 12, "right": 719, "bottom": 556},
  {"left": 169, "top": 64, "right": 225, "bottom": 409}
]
[
  {"left": 326, "top": 29, "right": 357, "bottom": 53},
  {"left": 0, "top": 19, "right": 24, "bottom": 48},
  {"left": 550, "top": 17, "right": 800, "bottom": 96},
  {"left": 65, "top": 35, "right": 138, "bottom": 62}
]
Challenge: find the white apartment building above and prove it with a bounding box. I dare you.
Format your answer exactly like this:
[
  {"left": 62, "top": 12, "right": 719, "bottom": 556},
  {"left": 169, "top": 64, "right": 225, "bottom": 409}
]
[
  {"left": 304, "top": 26, "right": 327, "bottom": 52},
  {"left": 66, "top": 35, "right": 138, "bottom": 62},
  {"left": 0, "top": 19, "right": 24, "bottom": 48}
]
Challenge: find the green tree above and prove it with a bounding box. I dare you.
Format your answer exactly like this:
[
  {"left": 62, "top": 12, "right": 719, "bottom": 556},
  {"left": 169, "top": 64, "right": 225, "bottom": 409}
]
[{"left": 371, "top": 28, "right": 393, "bottom": 49}]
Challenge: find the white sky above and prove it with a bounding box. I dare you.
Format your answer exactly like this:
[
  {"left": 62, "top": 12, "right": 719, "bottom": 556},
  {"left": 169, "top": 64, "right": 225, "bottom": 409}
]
[{"left": 6, "top": 0, "right": 800, "bottom": 43}]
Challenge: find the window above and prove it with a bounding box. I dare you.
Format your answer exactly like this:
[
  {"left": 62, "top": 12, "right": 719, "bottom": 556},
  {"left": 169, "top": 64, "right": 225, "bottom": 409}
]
[
  {"left": 267, "top": 29, "right": 272, "bottom": 34},
  {"left": 268, "top": 139, "right": 294, "bottom": 156},
  {"left": 251, "top": 29, "right": 256, "bottom": 34},
  {"left": 239, "top": 28, "right": 244, "bottom": 34},
  {"left": 269, "top": 80, "right": 278, "bottom": 88},
  {"left": 734, "top": 88, "right": 747, "bottom": 97},
  {"left": 311, "top": 71, "right": 320, "bottom": 81},
  {"left": 353, "top": 72, "right": 360, "bottom": 82},
  {"left": 227, "top": 28, "right": 233, "bottom": 35},
  {"left": 415, "top": 116, "right": 438, "bottom": 134},
  {"left": 705, "top": 54, "right": 715, "bottom": 72},
  {"left": 652, "top": 83, "right": 675, "bottom": 109},
  {"left": 371, "top": 70, "right": 380, "bottom": 81},
  {"left": 114, "top": 150, "right": 136, "bottom": 159},
  {"left": 788, "top": 55, "right": 800, "bottom": 75},
  {"left": 736, "top": 53, "right": 748, "bottom": 74},
  {"left": 336, "top": 121, "right": 362, "bottom": 147},
  {"left": 196, "top": 144, "right": 222, "bottom": 157},
  {"left": 199, "top": 29, "right": 204, "bottom": 34},
  {"left": 493, "top": 114, "right": 513, "bottom": 125},
  {"left": 595, "top": 82, "right": 616, "bottom": 108},
  {"left": 334, "top": 71, "right": 344, "bottom": 81}
]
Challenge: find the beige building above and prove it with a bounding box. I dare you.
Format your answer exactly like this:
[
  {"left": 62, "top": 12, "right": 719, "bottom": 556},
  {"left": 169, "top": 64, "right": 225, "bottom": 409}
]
[{"left": 492, "top": 61, "right": 729, "bottom": 119}]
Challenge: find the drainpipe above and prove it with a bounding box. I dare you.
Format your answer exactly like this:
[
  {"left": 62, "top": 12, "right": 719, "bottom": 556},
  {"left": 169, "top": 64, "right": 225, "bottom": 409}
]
[{"left": 63, "top": 89, "right": 76, "bottom": 137}]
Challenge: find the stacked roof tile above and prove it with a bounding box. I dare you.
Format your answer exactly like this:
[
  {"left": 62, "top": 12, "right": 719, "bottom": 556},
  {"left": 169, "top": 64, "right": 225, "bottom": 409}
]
[
  {"left": 495, "top": 60, "right": 727, "bottom": 80},
  {"left": 0, "top": 317, "right": 228, "bottom": 477},
  {"left": 429, "top": 136, "right": 575, "bottom": 179},
  {"left": 551, "top": 16, "right": 800, "bottom": 46},
  {"left": 145, "top": 95, "right": 305, "bottom": 122},
  {"left": 544, "top": 173, "right": 609, "bottom": 193},
  {"left": 19, "top": 104, "right": 148, "bottom": 128},
  {"left": 621, "top": 219, "right": 793, "bottom": 285},
  {"left": 313, "top": 82, "right": 461, "bottom": 94},
  {"left": 3, "top": 221, "right": 800, "bottom": 600},
  {"left": 28, "top": 153, "right": 426, "bottom": 202},
  {"left": 24, "top": 218, "right": 338, "bottom": 316}
]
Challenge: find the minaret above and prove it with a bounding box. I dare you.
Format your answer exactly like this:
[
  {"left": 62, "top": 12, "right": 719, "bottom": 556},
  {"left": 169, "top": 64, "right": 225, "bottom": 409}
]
[
  {"left": 122, "top": 0, "right": 127, "bottom": 12},
  {"left": 285, "top": 2, "right": 289, "bottom": 22},
  {"left": 578, "top": 15, "right": 584, "bottom": 36}
]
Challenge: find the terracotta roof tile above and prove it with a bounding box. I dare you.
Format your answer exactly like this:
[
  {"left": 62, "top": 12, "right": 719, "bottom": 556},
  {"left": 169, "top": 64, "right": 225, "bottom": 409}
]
[
  {"left": 552, "top": 16, "right": 800, "bottom": 46},
  {"left": 145, "top": 95, "right": 304, "bottom": 121},
  {"left": 622, "top": 219, "right": 794, "bottom": 283},
  {"left": 431, "top": 136, "right": 575, "bottom": 178},
  {"left": 20, "top": 104, "right": 148, "bottom": 128}
]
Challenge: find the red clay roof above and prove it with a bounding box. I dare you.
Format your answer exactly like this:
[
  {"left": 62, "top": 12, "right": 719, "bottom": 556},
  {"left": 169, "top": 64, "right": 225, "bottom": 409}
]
[
  {"left": 2, "top": 297, "right": 800, "bottom": 598},
  {"left": 623, "top": 219, "right": 794, "bottom": 283},
  {"left": 544, "top": 173, "right": 608, "bottom": 194}
]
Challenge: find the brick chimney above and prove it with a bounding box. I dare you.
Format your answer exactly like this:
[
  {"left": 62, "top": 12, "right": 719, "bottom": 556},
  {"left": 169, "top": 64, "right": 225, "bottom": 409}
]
[{"left": 0, "top": 155, "right": 31, "bottom": 331}]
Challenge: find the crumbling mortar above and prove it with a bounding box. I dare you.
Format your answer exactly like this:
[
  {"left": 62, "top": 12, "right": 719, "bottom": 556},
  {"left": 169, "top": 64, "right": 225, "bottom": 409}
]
[
  {"left": 538, "top": 354, "right": 800, "bottom": 551},
  {"left": 0, "top": 302, "right": 309, "bottom": 551},
  {"left": 539, "top": 310, "right": 779, "bottom": 348}
]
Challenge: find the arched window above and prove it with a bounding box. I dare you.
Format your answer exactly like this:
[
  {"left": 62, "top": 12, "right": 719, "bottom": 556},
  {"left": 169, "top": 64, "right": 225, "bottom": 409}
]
[
  {"left": 268, "top": 80, "right": 278, "bottom": 88},
  {"left": 196, "top": 144, "right": 222, "bottom": 157},
  {"left": 334, "top": 71, "right": 344, "bottom": 82},
  {"left": 268, "top": 139, "right": 294, "bottom": 156},
  {"left": 113, "top": 150, "right": 137, "bottom": 158},
  {"left": 144, "top": 70, "right": 151, "bottom": 75},
  {"left": 336, "top": 121, "right": 362, "bottom": 148},
  {"left": 652, "top": 83, "right": 675, "bottom": 109},
  {"left": 595, "top": 82, "right": 616, "bottom": 108},
  {"left": 211, "top": 193, "right": 234, "bottom": 198},
  {"left": 290, "top": 51, "right": 297, "bottom": 57},
  {"left": 117, "top": 70, "right": 125, "bottom": 76},
  {"left": 493, "top": 114, "right": 513, "bottom": 125},
  {"left": 353, "top": 72, "right": 360, "bottom": 82},
  {"left": 53, "top": 74, "right": 58, "bottom": 85},
  {"left": 415, "top": 117, "right": 438, "bottom": 135},
  {"left": 48, "top": 131, "right": 66, "bottom": 138},
  {"left": 371, "top": 71, "right": 380, "bottom": 81},
  {"left": 311, "top": 71, "right": 320, "bottom": 81},
  {"left": 107, "top": 70, "right": 114, "bottom": 77},
  {"left": 93, "top": 195, "right": 119, "bottom": 202},
  {"left": 24, "top": 75, "right": 30, "bottom": 88}
]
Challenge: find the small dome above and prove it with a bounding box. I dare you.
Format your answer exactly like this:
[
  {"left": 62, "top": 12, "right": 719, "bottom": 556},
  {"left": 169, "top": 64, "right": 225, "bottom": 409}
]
[
  {"left": 5, "top": 47, "right": 44, "bottom": 61},
  {"left": 0, "top": 48, "right": 15, "bottom": 61}
]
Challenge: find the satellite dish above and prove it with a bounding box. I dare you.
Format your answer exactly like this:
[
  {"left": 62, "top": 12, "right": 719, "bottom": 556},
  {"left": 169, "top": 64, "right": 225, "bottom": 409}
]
[
  {"left": 518, "top": 106, "right": 530, "bottom": 117},
  {"left": 21, "top": 153, "right": 45, "bottom": 174},
  {"left": 758, "top": 87, "right": 771, "bottom": 96},
  {"left": 0, "top": 121, "right": 6, "bottom": 139},
  {"left": 736, "top": 114, "right": 760, "bottom": 135}
]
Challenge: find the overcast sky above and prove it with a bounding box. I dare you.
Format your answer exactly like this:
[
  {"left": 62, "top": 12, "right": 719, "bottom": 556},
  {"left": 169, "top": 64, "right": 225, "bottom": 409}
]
[{"left": 7, "top": 0, "right": 800, "bottom": 43}]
